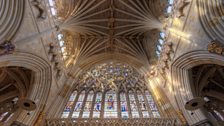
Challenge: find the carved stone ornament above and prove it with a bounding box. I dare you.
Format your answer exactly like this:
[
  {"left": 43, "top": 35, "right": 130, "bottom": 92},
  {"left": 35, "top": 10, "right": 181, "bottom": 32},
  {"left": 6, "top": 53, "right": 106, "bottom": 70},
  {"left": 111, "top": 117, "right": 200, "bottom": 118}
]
[
  {"left": 207, "top": 40, "right": 224, "bottom": 55},
  {"left": 176, "top": 0, "right": 190, "bottom": 18},
  {"left": 31, "top": 0, "right": 47, "bottom": 20},
  {"left": 0, "top": 40, "right": 15, "bottom": 56}
]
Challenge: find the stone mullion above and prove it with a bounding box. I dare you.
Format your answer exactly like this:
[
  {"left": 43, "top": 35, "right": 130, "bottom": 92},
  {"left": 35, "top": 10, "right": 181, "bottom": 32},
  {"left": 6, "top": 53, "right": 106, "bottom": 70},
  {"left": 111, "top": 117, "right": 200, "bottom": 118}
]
[
  {"left": 134, "top": 91, "right": 143, "bottom": 118},
  {"left": 68, "top": 93, "right": 80, "bottom": 118},
  {"left": 117, "top": 91, "right": 121, "bottom": 118},
  {"left": 100, "top": 91, "right": 106, "bottom": 118},
  {"left": 143, "top": 93, "right": 153, "bottom": 117},
  {"left": 78, "top": 92, "right": 88, "bottom": 119},
  {"left": 90, "top": 93, "right": 97, "bottom": 118},
  {"left": 125, "top": 92, "right": 132, "bottom": 118}
]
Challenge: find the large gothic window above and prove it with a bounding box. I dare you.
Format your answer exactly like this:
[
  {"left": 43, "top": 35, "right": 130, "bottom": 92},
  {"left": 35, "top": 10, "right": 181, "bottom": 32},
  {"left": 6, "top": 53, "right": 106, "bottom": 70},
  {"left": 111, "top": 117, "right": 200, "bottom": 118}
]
[{"left": 61, "top": 62, "right": 160, "bottom": 119}]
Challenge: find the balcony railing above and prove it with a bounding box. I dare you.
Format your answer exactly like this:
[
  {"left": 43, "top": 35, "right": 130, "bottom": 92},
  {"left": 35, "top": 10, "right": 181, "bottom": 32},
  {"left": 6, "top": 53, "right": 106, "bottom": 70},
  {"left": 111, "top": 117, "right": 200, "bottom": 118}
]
[{"left": 45, "top": 118, "right": 177, "bottom": 126}]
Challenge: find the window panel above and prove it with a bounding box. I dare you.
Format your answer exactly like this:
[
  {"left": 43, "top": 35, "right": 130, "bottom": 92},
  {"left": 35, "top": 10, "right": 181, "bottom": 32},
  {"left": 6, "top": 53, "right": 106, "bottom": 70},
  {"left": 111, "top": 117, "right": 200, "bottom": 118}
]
[
  {"left": 129, "top": 92, "right": 139, "bottom": 118},
  {"left": 145, "top": 91, "right": 160, "bottom": 118},
  {"left": 93, "top": 92, "right": 102, "bottom": 118},
  {"left": 137, "top": 91, "right": 149, "bottom": 118},
  {"left": 104, "top": 91, "right": 117, "bottom": 118},
  {"left": 120, "top": 92, "right": 128, "bottom": 118},
  {"left": 82, "top": 91, "right": 94, "bottom": 118},
  {"left": 72, "top": 91, "right": 86, "bottom": 118},
  {"left": 61, "top": 91, "right": 77, "bottom": 118}
]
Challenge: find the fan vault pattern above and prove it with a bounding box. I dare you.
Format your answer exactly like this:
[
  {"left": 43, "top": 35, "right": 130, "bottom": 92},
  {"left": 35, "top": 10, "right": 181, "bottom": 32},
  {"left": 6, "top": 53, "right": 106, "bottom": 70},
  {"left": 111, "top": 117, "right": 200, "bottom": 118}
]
[{"left": 54, "top": 0, "right": 167, "bottom": 72}]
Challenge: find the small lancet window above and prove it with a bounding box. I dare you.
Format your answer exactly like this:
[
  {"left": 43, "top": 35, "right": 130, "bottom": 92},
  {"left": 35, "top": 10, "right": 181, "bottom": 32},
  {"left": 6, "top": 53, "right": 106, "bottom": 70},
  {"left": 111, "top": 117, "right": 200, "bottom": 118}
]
[
  {"left": 82, "top": 91, "right": 94, "bottom": 118},
  {"left": 93, "top": 92, "right": 102, "bottom": 118},
  {"left": 137, "top": 91, "right": 149, "bottom": 118},
  {"left": 120, "top": 92, "right": 128, "bottom": 118},
  {"left": 129, "top": 91, "right": 139, "bottom": 118},
  {"left": 104, "top": 90, "right": 117, "bottom": 118},
  {"left": 72, "top": 91, "right": 86, "bottom": 118}
]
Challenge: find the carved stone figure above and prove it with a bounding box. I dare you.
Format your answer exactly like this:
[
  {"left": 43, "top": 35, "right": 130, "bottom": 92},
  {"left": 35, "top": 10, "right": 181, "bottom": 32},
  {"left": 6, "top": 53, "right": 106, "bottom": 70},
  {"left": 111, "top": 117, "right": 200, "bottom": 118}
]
[
  {"left": 0, "top": 41, "right": 15, "bottom": 56},
  {"left": 31, "top": 0, "right": 47, "bottom": 20}
]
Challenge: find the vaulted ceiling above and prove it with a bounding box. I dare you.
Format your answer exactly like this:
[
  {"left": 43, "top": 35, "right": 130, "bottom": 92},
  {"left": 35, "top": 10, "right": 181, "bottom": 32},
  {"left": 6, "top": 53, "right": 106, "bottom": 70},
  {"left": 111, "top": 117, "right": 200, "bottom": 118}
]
[{"left": 54, "top": 0, "right": 167, "bottom": 76}]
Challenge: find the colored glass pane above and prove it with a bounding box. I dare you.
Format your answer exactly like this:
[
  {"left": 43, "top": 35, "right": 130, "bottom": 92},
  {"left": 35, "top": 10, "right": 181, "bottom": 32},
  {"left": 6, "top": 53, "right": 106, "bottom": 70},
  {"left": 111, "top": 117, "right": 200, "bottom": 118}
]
[
  {"left": 129, "top": 92, "right": 139, "bottom": 118},
  {"left": 72, "top": 91, "right": 86, "bottom": 118},
  {"left": 104, "top": 91, "right": 117, "bottom": 118},
  {"left": 93, "top": 92, "right": 102, "bottom": 118},
  {"left": 61, "top": 91, "right": 77, "bottom": 118},
  {"left": 137, "top": 91, "right": 149, "bottom": 118},
  {"left": 120, "top": 92, "right": 128, "bottom": 118},
  {"left": 82, "top": 91, "right": 94, "bottom": 118}
]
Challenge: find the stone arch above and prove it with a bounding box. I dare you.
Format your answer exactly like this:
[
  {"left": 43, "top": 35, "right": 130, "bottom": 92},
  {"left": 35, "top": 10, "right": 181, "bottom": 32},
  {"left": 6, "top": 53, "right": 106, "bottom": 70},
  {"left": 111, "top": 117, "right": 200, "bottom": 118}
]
[
  {"left": 69, "top": 52, "right": 148, "bottom": 78},
  {"left": 171, "top": 50, "right": 224, "bottom": 125},
  {"left": 0, "top": 52, "right": 52, "bottom": 125},
  {"left": 0, "top": 0, "right": 25, "bottom": 42}
]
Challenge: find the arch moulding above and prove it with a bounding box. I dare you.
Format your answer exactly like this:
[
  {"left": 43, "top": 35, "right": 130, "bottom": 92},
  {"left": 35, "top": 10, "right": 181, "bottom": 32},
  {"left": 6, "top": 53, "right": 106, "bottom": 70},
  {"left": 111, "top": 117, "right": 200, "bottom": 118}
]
[
  {"left": 171, "top": 50, "right": 224, "bottom": 125},
  {"left": 0, "top": 51, "right": 52, "bottom": 125}
]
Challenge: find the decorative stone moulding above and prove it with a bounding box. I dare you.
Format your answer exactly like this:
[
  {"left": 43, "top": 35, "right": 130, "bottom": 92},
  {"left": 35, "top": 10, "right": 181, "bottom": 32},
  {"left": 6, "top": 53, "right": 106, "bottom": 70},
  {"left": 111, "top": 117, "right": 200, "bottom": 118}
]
[
  {"left": 45, "top": 118, "right": 177, "bottom": 126},
  {"left": 47, "top": 43, "right": 63, "bottom": 79},
  {"left": 207, "top": 40, "right": 224, "bottom": 55},
  {"left": 158, "top": 42, "right": 173, "bottom": 77},
  {"left": 197, "top": 0, "right": 224, "bottom": 41},
  {"left": 0, "top": 0, "right": 25, "bottom": 42}
]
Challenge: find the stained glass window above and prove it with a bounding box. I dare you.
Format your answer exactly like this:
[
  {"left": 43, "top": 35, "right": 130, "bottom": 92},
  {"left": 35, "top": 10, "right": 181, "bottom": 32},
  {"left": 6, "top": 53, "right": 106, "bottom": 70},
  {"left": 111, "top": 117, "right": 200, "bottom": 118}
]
[
  {"left": 129, "top": 91, "right": 139, "bottom": 118},
  {"left": 61, "top": 62, "right": 161, "bottom": 119},
  {"left": 82, "top": 91, "right": 94, "bottom": 118},
  {"left": 93, "top": 92, "right": 102, "bottom": 118},
  {"left": 137, "top": 91, "right": 149, "bottom": 118},
  {"left": 145, "top": 91, "right": 160, "bottom": 118},
  {"left": 72, "top": 91, "right": 86, "bottom": 118},
  {"left": 120, "top": 92, "right": 128, "bottom": 118},
  {"left": 61, "top": 91, "right": 77, "bottom": 118},
  {"left": 104, "top": 90, "right": 117, "bottom": 118}
]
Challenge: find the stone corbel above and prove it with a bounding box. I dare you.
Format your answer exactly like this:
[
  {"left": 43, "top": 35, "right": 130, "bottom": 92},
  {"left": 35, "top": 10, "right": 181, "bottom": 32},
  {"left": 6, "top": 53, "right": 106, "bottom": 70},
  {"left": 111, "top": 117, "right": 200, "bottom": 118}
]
[
  {"left": 0, "top": 40, "right": 15, "bottom": 56},
  {"left": 207, "top": 40, "right": 224, "bottom": 55},
  {"left": 176, "top": 0, "right": 190, "bottom": 18},
  {"left": 47, "top": 43, "right": 63, "bottom": 79},
  {"left": 31, "top": 0, "right": 47, "bottom": 21}
]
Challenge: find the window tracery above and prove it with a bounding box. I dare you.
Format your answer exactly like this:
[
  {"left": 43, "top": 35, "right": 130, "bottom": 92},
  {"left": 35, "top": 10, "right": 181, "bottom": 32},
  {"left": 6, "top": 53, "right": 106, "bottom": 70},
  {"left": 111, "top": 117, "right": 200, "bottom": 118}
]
[{"left": 61, "top": 62, "right": 160, "bottom": 119}]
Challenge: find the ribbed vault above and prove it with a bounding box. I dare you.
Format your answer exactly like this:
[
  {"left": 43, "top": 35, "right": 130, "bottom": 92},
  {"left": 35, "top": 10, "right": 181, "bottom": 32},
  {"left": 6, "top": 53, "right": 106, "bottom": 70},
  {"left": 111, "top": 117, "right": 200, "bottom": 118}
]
[{"left": 55, "top": 0, "right": 167, "bottom": 77}]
